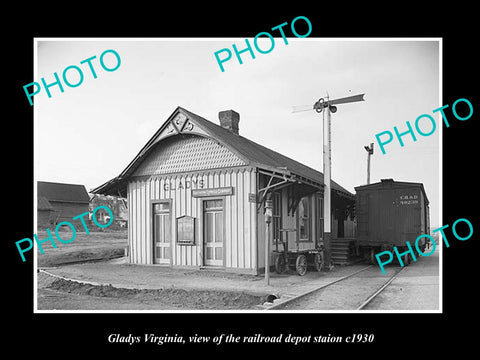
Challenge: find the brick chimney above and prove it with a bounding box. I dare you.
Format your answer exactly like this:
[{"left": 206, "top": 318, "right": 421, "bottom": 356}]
[{"left": 219, "top": 110, "right": 240, "bottom": 135}]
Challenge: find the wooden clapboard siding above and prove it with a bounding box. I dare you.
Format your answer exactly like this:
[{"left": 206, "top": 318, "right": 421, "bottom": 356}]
[
  {"left": 144, "top": 180, "right": 149, "bottom": 263},
  {"left": 243, "top": 169, "right": 251, "bottom": 269},
  {"left": 224, "top": 172, "right": 232, "bottom": 268},
  {"left": 230, "top": 171, "right": 238, "bottom": 268},
  {"left": 237, "top": 170, "right": 244, "bottom": 268},
  {"left": 127, "top": 183, "right": 133, "bottom": 263},
  {"left": 175, "top": 174, "right": 181, "bottom": 266},
  {"left": 129, "top": 180, "right": 149, "bottom": 264},
  {"left": 250, "top": 170, "right": 257, "bottom": 272},
  {"left": 126, "top": 167, "right": 258, "bottom": 272}
]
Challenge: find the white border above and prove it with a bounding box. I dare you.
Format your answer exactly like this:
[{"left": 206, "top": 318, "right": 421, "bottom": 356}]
[{"left": 33, "top": 37, "right": 443, "bottom": 314}]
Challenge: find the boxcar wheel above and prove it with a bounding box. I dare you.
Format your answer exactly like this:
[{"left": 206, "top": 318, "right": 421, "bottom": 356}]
[
  {"left": 314, "top": 252, "right": 324, "bottom": 272},
  {"left": 296, "top": 254, "right": 307, "bottom": 276},
  {"left": 275, "top": 254, "right": 286, "bottom": 274}
]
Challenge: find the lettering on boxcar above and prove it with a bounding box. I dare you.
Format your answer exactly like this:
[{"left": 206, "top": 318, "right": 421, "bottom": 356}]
[{"left": 399, "top": 194, "right": 418, "bottom": 205}]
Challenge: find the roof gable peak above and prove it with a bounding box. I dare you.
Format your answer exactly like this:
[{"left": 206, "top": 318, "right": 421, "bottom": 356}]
[{"left": 151, "top": 107, "right": 210, "bottom": 145}]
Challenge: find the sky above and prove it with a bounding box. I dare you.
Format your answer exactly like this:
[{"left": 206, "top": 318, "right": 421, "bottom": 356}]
[{"left": 35, "top": 38, "right": 441, "bottom": 226}]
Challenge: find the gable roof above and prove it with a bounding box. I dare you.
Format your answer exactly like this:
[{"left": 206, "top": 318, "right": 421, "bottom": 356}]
[
  {"left": 92, "top": 107, "right": 354, "bottom": 198},
  {"left": 38, "top": 181, "right": 90, "bottom": 203}
]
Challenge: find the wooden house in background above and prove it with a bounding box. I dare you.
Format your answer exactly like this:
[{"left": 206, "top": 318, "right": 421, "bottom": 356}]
[
  {"left": 93, "top": 107, "right": 355, "bottom": 275},
  {"left": 37, "top": 181, "right": 90, "bottom": 228},
  {"left": 89, "top": 194, "right": 128, "bottom": 227}
]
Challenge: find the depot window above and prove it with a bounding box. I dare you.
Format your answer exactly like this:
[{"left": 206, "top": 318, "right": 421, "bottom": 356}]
[
  {"left": 316, "top": 194, "right": 324, "bottom": 244},
  {"left": 272, "top": 192, "right": 282, "bottom": 243},
  {"left": 298, "top": 196, "right": 311, "bottom": 242}
]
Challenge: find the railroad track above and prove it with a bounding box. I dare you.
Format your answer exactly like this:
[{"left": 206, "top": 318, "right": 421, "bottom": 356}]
[
  {"left": 267, "top": 265, "right": 406, "bottom": 311},
  {"left": 356, "top": 266, "right": 406, "bottom": 310}
]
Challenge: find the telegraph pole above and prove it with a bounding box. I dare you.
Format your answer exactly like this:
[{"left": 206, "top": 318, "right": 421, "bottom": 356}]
[
  {"left": 295, "top": 92, "right": 365, "bottom": 270},
  {"left": 322, "top": 96, "right": 333, "bottom": 269},
  {"left": 264, "top": 198, "right": 273, "bottom": 285}
]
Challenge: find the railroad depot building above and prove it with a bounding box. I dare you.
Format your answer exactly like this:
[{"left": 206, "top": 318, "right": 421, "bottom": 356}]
[{"left": 93, "top": 107, "right": 355, "bottom": 275}]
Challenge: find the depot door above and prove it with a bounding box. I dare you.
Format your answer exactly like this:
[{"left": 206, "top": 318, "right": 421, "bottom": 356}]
[
  {"left": 153, "top": 202, "right": 171, "bottom": 265},
  {"left": 203, "top": 199, "right": 224, "bottom": 267}
]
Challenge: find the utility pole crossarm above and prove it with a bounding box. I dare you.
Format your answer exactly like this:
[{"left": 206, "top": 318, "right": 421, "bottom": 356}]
[
  {"left": 329, "top": 93, "right": 365, "bottom": 106},
  {"left": 292, "top": 93, "right": 365, "bottom": 113}
]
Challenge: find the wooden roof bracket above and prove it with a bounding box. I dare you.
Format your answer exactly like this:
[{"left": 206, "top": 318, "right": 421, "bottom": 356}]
[
  {"left": 256, "top": 171, "right": 294, "bottom": 211},
  {"left": 287, "top": 180, "right": 321, "bottom": 216}
]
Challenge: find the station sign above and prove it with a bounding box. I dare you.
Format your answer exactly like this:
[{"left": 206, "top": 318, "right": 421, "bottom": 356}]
[{"left": 192, "top": 187, "right": 234, "bottom": 198}]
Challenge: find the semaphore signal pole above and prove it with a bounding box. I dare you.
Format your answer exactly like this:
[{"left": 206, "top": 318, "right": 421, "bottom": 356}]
[
  {"left": 364, "top": 143, "right": 374, "bottom": 184},
  {"left": 293, "top": 92, "right": 365, "bottom": 269}
]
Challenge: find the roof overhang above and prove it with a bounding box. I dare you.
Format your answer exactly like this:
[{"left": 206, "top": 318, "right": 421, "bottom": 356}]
[{"left": 92, "top": 107, "right": 356, "bottom": 202}]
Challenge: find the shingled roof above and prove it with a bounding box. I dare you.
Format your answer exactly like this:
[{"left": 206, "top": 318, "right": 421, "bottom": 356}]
[
  {"left": 38, "top": 181, "right": 90, "bottom": 203},
  {"left": 93, "top": 107, "right": 354, "bottom": 198}
]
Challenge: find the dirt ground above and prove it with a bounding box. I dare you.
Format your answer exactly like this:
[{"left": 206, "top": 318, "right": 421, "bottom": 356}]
[
  {"left": 38, "top": 229, "right": 427, "bottom": 311},
  {"left": 36, "top": 229, "right": 268, "bottom": 310},
  {"left": 37, "top": 271, "right": 265, "bottom": 310},
  {"left": 36, "top": 229, "right": 127, "bottom": 267}
]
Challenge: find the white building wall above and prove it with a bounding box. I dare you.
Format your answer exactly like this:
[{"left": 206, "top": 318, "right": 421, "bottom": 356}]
[{"left": 127, "top": 167, "right": 258, "bottom": 274}]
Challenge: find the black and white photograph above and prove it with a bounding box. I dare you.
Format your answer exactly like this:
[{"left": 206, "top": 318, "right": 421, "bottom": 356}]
[
  {"left": 7, "top": 7, "right": 478, "bottom": 355},
  {"left": 32, "top": 38, "right": 441, "bottom": 313}
]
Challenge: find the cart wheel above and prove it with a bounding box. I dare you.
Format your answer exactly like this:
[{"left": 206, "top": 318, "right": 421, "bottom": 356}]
[
  {"left": 314, "top": 252, "right": 324, "bottom": 272},
  {"left": 296, "top": 254, "right": 307, "bottom": 276},
  {"left": 275, "top": 254, "right": 286, "bottom": 274}
]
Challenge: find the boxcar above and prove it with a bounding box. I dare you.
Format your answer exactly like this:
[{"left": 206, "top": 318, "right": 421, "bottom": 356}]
[{"left": 354, "top": 179, "right": 430, "bottom": 264}]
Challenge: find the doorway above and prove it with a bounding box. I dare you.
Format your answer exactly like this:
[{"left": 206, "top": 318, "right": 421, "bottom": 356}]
[
  {"left": 203, "top": 199, "right": 224, "bottom": 267},
  {"left": 153, "top": 202, "right": 171, "bottom": 264}
]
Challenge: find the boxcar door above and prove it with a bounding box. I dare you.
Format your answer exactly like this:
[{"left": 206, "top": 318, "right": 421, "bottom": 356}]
[
  {"left": 153, "top": 202, "right": 171, "bottom": 265},
  {"left": 203, "top": 199, "right": 224, "bottom": 267}
]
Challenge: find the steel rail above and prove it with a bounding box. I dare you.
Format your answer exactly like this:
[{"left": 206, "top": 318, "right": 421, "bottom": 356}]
[
  {"left": 267, "top": 265, "right": 373, "bottom": 310},
  {"left": 356, "top": 266, "right": 406, "bottom": 310}
]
